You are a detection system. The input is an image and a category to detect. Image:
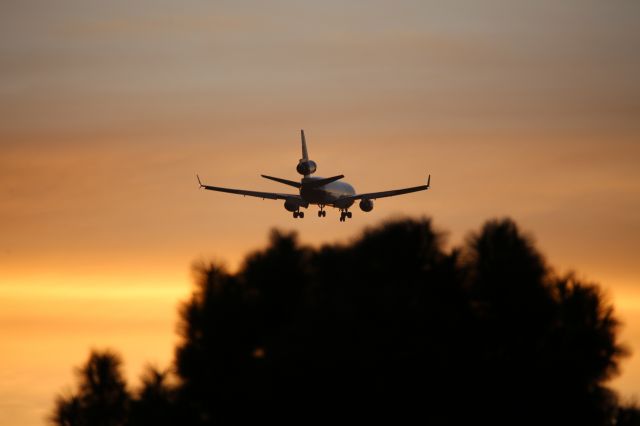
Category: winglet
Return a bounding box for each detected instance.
[196,174,203,188]
[301,129,309,161]
[427,174,431,188]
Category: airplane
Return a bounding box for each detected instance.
[197,130,431,222]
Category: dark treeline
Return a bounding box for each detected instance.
[52,217,640,425]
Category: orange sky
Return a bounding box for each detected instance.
[1,1,640,424]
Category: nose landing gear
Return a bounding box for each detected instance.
[317,205,327,217]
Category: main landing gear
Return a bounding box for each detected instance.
[339,209,352,222]
[317,205,327,217]
[293,210,305,218]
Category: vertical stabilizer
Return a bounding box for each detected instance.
[301,129,309,161]
[296,129,317,176]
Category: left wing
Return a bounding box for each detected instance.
[197,175,301,201]
[341,175,431,202]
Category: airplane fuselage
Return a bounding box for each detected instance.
[300,176,356,208]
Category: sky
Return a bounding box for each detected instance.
[1,0,639,424]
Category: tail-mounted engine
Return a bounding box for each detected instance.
[359,199,374,212]
[296,160,317,176]
[297,130,317,175]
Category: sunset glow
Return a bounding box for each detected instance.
[2,1,639,424]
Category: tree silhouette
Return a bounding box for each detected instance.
[51,393,82,426]
[128,366,177,426]
[617,402,640,426]
[173,262,266,423]
[458,219,625,423]
[51,350,130,426]
[52,217,637,426]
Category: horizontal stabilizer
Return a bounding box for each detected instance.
[261,175,302,188]
[303,175,345,188]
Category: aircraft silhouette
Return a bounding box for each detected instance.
[197,130,430,221]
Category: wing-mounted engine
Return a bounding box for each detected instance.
[359,198,374,212]
[284,198,308,212]
[284,197,309,219]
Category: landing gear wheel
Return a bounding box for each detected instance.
[293,212,299,218]
[299,211,304,218]
[323,211,327,217]
[318,210,323,217]
[347,212,352,219]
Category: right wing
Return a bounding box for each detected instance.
[197,175,301,201]
[339,175,431,202]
